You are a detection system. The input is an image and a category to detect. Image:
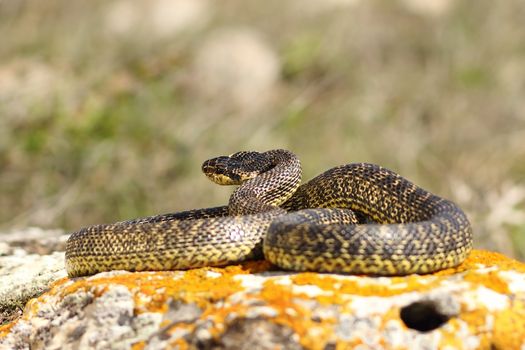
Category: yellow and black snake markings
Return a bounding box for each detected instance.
[66,149,472,277]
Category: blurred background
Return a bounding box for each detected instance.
[0,0,524,259]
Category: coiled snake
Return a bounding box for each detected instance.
[65,149,473,277]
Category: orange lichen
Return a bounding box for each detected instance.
[1,262,265,337]
[130,341,145,350]
[456,309,492,348]
[235,259,273,273]
[1,249,524,349]
[437,249,525,295]
[493,298,525,349]
[259,280,309,332]
[436,249,525,274]
[464,269,511,294]
[291,249,525,300]
[168,338,191,350]
[438,323,477,350]
[55,264,260,313]
[291,272,444,300]
[259,279,335,350]
[0,322,14,337]
[335,338,365,349]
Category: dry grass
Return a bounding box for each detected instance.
[1,0,524,259]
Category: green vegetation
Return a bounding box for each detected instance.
[1,0,524,259]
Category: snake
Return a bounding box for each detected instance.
[65,149,473,277]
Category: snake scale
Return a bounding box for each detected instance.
[65,149,473,277]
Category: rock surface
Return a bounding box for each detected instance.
[1,248,524,350]
[0,228,68,325]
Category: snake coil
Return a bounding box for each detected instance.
[65,149,472,277]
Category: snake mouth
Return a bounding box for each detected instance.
[202,157,241,185]
[207,173,240,185]
[201,154,267,185]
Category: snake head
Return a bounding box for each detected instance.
[202,151,274,185]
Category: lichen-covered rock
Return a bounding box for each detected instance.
[0,227,68,255]
[1,250,524,350]
[0,228,68,325]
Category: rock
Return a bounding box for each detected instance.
[1,227,68,255]
[0,228,68,325]
[1,250,524,349]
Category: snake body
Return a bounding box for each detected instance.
[65,149,473,277]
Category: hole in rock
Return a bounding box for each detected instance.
[400,300,450,332]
